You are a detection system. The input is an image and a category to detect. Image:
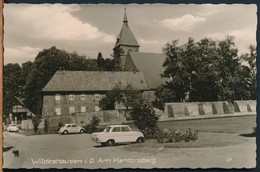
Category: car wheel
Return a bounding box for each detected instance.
[106,139,115,146]
[63,130,68,135]
[136,137,145,143]
[79,129,84,134]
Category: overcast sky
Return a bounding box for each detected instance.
[3,4,257,65]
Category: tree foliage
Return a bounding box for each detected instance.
[3,64,23,120]
[22,47,100,115]
[161,36,255,102]
[99,84,142,111]
[99,84,158,133]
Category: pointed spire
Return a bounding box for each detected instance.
[123,8,128,23]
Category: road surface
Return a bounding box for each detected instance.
[3,131,256,169]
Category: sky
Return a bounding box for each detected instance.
[3,4,257,65]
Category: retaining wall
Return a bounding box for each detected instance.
[161,100,256,119]
[45,110,126,128]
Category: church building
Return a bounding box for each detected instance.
[41,9,167,117]
[114,8,167,90]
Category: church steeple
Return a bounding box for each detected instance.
[113,8,140,69]
[123,8,128,23]
[114,8,140,50]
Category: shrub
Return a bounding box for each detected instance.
[84,116,100,134]
[156,128,199,143]
[58,122,64,131]
[141,127,160,139]
[32,115,41,134]
[131,100,158,133]
[44,119,49,134]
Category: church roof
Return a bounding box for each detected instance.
[42,71,148,92]
[124,52,168,89]
[114,9,140,49]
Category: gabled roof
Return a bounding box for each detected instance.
[42,71,148,92]
[124,52,168,89]
[114,10,139,49]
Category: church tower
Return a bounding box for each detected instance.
[113,8,140,69]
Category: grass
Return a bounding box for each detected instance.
[157,115,256,134]
[124,115,256,152]
[124,132,250,153]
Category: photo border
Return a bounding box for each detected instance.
[1,0,259,172]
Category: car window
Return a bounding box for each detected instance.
[104,127,111,132]
[122,127,130,132]
[112,127,121,132]
[72,125,77,127]
[66,125,71,127]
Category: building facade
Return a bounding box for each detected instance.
[42,71,148,117]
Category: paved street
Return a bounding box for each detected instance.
[3,131,256,169]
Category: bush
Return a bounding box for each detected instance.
[44,119,49,134]
[156,128,199,143]
[58,122,64,131]
[131,100,158,133]
[84,116,100,134]
[141,127,160,139]
[32,115,41,134]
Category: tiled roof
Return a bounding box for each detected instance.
[114,12,139,49]
[125,52,168,89]
[42,71,149,92]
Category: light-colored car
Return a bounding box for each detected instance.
[59,124,85,135]
[7,124,19,132]
[92,125,145,146]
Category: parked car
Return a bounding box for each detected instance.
[59,124,85,134]
[92,125,145,146]
[7,124,19,132]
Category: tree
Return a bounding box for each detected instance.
[239,45,256,99]
[97,52,104,69]
[99,84,158,136]
[23,46,99,115]
[3,63,23,121]
[99,84,142,111]
[111,48,124,71]
[152,85,176,110]
[161,36,250,102]
[131,99,158,131]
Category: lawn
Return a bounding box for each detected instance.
[123,132,251,153]
[124,115,256,151]
[157,115,256,134]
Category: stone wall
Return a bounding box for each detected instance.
[163,100,256,118]
[45,110,126,128]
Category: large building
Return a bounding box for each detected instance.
[42,71,149,117]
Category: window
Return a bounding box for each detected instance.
[80,94,86,100]
[112,127,121,132]
[55,94,61,101]
[55,108,61,115]
[69,106,75,113]
[95,106,100,112]
[81,106,86,113]
[94,94,101,101]
[122,127,131,132]
[69,94,74,100]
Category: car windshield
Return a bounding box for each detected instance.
[104,127,111,132]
